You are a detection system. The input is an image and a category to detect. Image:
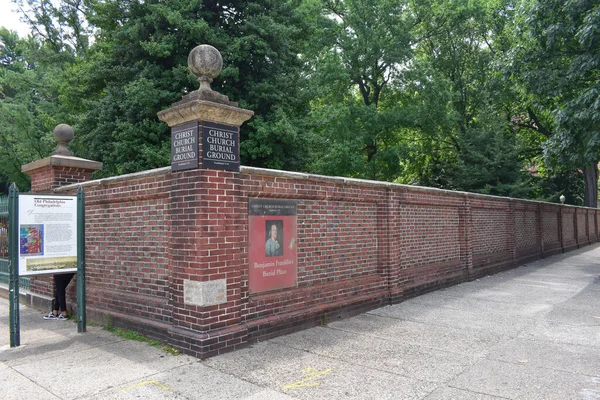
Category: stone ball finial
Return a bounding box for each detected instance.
[52,124,74,156]
[188,44,223,91]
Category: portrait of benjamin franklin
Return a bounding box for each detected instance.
[265,220,283,257]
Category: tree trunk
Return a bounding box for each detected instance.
[583,163,598,208]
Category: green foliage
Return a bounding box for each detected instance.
[304,0,415,181]
[528,168,585,206]
[61,0,314,176]
[0,28,66,190]
[309,100,407,180]
[510,0,600,206]
[394,0,527,195]
[0,0,597,205]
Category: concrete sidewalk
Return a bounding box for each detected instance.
[2,245,600,400]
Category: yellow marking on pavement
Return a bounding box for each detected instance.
[282,367,332,390]
[121,380,170,392]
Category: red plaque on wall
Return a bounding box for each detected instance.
[248,199,297,293]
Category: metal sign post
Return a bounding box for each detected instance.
[76,186,86,333]
[8,183,20,347]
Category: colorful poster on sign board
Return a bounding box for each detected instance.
[248,199,297,293]
[18,195,78,276]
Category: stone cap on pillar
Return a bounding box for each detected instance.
[157,44,254,128]
[21,154,103,174]
[22,124,103,172]
[21,124,103,192]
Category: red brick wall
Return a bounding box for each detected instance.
[47,166,599,359]
[562,209,577,251]
[394,189,464,298]
[542,206,561,256]
[85,174,171,325]
[515,202,540,263]
[471,198,513,273]
[590,211,598,242]
[577,209,589,246]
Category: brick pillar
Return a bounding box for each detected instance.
[158,45,253,358]
[537,203,544,258]
[592,209,600,242]
[508,199,517,266]
[459,196,473,279]
[559,205,564,253]
[21,124,102,192]
[574,208,580,248]
[378,188,393,301]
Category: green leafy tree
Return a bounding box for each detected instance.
[511,0,600,207]
[15,0,91,56]
[0,28,64,190]
[396,0,528,196]
[305,0,415,180]
[61,0,313,177]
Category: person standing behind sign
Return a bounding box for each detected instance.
[44,273,75,320]
[266,223,282,257]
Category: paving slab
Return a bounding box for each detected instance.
[204,341,439,400]
[449,359,600,400]
[517,319,600,348]
[269,326,479,383]
[404,290,554,318]
[487,337,600,377]
[0,361,60,400]
[543,305,600,326]
[424,386,509,400]
[0,325,124,367]
[369,301,531,336]
[326,313,504,357]
[12,336,195,399]
[86,363,296,400]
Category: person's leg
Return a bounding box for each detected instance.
[44,275,61,319]
[54,273,74,317]
[51,276,59,315]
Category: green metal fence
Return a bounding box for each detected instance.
[0,195,29,289]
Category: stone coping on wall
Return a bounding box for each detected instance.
[22,155,103,173]
[53,164,597,210]
[54,166,172,192]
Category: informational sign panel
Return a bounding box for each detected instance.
[18,195,78,276]
[202,122,240,172]
[171,122,199,171]
[248,199,297,293]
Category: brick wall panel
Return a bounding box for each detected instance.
[563,211,575,240]
[516,210,538,249]
[471,201,512,268]
[396,204,461,287]
[543,211,559,244]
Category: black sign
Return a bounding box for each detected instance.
[202,122,240,172]
[249,199,297,216]
[171,122,199,171]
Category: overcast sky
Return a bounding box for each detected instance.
[0,1,31,37]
